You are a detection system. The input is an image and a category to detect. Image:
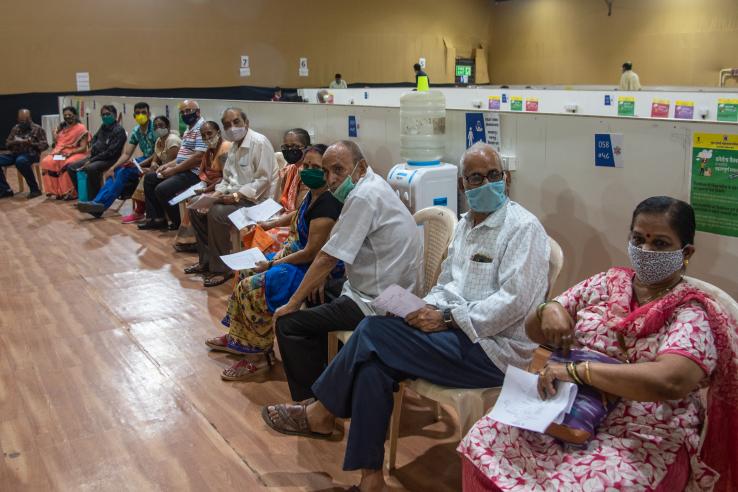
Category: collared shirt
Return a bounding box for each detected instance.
[321,167,422,315]
[423,200,550,372]
[128,121,157,158]
[619,70,641,91]
[329,79,348,89]
[89,123,127,162]
[214,128,277,201]
[5,122,49,155]
[176,117,208,169]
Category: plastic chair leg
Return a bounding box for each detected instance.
[386,382,406,472]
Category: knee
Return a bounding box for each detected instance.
[15,156,33,167]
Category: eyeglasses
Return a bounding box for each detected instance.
[463,170,505,186]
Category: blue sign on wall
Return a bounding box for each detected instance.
[465,113,486,149]
[348,115,358,137]
[595,133,624,168]
[502,94,508,103]
[604,95,611,106]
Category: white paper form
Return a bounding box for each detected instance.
[488,366,578,433]
[53,154,65,161]
[186,193,219,212]
[168,182,206,205]
[228,198,283,230]
[220,248,268,271]
[371,284,427,318]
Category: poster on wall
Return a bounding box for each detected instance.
[674,101,694,120]
[510,96,523,111]
[465,113,486,148]
[75,72,90,92]
[299,57,309,77]
[690,132,738,237]
[594,133,624,168]
[484,113,501,152]
[488,96,500,110]
[617,96,635,117]
[525,98,539,112]
[240,56,251,77]
[717,99,738,122]
[650,99,670,118]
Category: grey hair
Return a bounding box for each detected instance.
[221,107,248,123]
[333,140,366,165]
[458,142,502,175]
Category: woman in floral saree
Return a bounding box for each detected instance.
[460,196,737,492]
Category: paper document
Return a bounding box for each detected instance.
[220,248,268,271]
[228,198,283,230]
[132,159,143,173]
[371,284,426,318]
[53,154,65,161]
[168,182,206,206]
[488,366,578,433]
[186,193,219,212]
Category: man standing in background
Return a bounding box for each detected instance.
[619,61,642,91]
[329,74,348,89]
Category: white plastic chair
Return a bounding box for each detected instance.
[386,236,564,470]
[326,206,458,361]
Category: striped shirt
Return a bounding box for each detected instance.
[176,117,207,171]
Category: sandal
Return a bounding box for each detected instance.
[184,263,208,274]
[220,352,274,381]
[204,271,234,287]
[206,335,273,356]
[261,402,333,439]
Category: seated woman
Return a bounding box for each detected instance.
[122,116,181,224]
[206,144,343,380]
[460,196,737,492]
[40,106,89,199]
[174,121,231,251]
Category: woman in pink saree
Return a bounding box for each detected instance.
[460,196,737,492]
[41,106,89,199]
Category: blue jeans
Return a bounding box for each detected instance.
[311,316,505,471]
[94,166,140,209]
[0,152,39,193]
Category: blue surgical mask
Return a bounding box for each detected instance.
[465,180,507,213]
[332,163,359,203]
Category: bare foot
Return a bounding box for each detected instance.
[358,469,388,492]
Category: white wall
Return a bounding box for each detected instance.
[61,95,738,298]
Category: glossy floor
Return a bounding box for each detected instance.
[0,182,462,491]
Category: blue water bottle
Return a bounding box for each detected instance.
[77,170,88,202]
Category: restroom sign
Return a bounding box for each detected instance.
[595,133,624,168]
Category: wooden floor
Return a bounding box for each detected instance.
[0,170,463,492]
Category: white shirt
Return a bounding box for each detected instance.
[322,167,422,315]
[619,70,641,91]
[423,200,550,372]
[215,128,277,201]
[329,79,348,89]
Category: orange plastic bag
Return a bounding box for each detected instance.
[241,225,276,252]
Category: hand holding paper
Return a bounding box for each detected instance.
[228,198,283,230]
[186,193,219,212]
[220,248,268,271]
[169,181,206,206]
[371,284,427,318]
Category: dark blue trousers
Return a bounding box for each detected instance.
[311,316,505,471]
[0,152,39,193]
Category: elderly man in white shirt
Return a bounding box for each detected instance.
[186,107,277,287]
[263,142,549,492]
[262,140,421,403]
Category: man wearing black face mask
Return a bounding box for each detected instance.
[0,109,48,198]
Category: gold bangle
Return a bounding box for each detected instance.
[583,361,592,385]
[568,362,585,385]
[536,302,548,321]
[565,362,580,385]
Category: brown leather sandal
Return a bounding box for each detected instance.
[261,402,332,440]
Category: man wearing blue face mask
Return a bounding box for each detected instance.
[261,142,550,492]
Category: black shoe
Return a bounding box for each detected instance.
[27,190,42,199]
[138,219,167,230]
[168,222,181,231]
[0,190,14,199]
[91,212,103,219]
[78,201,106,215]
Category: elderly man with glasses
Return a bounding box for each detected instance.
[262,142,550,492]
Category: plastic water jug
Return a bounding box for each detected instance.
[77,170,88,202]
[400,88,446,165]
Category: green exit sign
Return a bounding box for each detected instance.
[455,65,472,77]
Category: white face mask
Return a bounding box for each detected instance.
[206,136,220,149]
[154,128,169,139]
[223,126,247,142]
[627,242,686,285]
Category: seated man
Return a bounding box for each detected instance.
[265,140,422,403]
[263,143,550,492]
[0,108,49,199]
[185,108,276,287]
[77,102,157,217]
[138,99,205,231]
[66,105,127,202]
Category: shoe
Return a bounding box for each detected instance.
[0,190,13,199]
[168,222,181,231]
[91,212,103,219]
[78,201,105,215]
[184,263,209,274]
[27,190,42,199]
[121,213,145,224]
[137,219,167,230]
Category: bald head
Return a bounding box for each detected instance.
[182,99,199,110]
[460,142,501,174]
[17,109,31,124]
[323,140,368,191]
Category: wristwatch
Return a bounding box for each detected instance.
[442,308,455,328]
[232,192,240,203]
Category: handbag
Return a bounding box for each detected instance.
[528,345,622,445]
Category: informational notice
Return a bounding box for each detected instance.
[299,57,309,77]
[510,96,523,112]
[617,96,635,117]
[464,112,501,152]
[675,101,694,120]
[650,99,670,118]
[525,98,539,112]
[75,72,90,92]
[690,132,738,237]
[240,55,251,77]
[484,112,501,152]
[488,96,500,110]
[594,133,624,168]
[717,99,738,122]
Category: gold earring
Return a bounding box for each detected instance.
[684,259,689,267]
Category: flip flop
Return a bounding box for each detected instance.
[261,403,333,440]
[204,272,234,287]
